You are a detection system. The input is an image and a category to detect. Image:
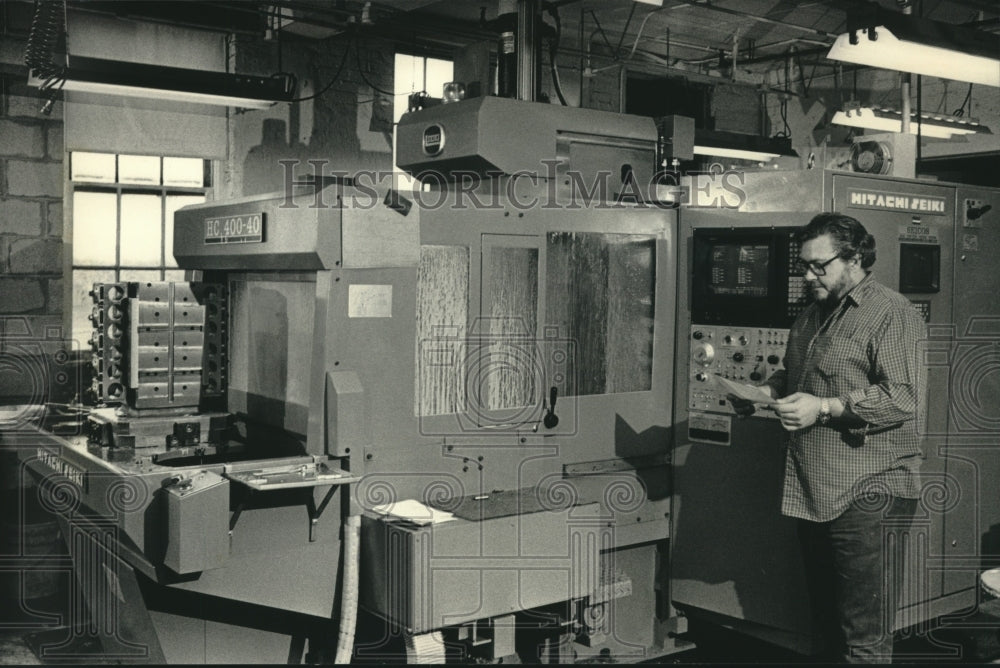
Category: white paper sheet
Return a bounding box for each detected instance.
[371,499,456,525]
[712,375,776,405]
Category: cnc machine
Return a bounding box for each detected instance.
[8,97,689,664]
[671,169,1000,655]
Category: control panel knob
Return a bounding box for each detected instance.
[767,354,780,365]
[693,343,715,366]
[724,334,732,344]
[692,330,704,340]
[733,352,745,363]
[750,371,762,381]
[738,335,748,346]
[695,372,708,382]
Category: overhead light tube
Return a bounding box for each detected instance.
[29,56,297,109]
[832,105,992,139]
[827,6,1000,87]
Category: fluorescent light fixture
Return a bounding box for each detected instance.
[832,105,992,139]
[827,5,1000,87]
[693,129,797,162]
[29,56,296,109]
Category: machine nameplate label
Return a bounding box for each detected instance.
[898,224,939,244]
[422,124,445,156]
[348,284,393,318]
[204,213,264,245]
[35,448,86,489]
[847,188,946,215]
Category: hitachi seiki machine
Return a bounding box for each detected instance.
[11,97,686,664]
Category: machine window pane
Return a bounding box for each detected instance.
[415,245,469,417]
[485,246,539,411]
[120,194,163,267]
[72,191,117,265]
[546,232,655,396]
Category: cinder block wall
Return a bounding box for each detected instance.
[0,74,70,405]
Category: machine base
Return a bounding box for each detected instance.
[87,407,230,450]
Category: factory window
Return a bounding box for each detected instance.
[393,53,453,191]
[69,152,210,348]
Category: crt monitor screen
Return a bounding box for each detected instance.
[692,228,791,327]
[707,243,770,297]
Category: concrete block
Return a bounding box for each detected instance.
[0,198,42,235]
[0,278,44,313]
[46,125,63,160]
[7,237,63,274]
[0,36,27,70]
[6,160,62,198]
[5,81,63,121]
[46,278,63,315]
[45,201,62,236]
[0,120,45,158]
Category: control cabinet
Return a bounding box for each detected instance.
[687,325,788,422]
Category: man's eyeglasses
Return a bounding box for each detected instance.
[793,255,840,277]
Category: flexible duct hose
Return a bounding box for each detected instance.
[24,0,65,80]
[334,514,361,664]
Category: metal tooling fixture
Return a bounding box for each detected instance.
[86,281,230,451]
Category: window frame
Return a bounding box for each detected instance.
[67,152,212,351]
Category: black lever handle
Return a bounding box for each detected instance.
[543,386,559,429]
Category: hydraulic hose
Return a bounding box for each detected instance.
[334,514,361,664]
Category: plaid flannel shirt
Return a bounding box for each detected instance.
[764,273,926,522]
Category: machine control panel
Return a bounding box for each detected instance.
[688,324,788,420]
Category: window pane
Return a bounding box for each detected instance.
[164,269,187,283]
[71,269,116,349]
[119,155,161,185]
[164,158,205,188]
[394,53,421,122]
[164,195,205,267]
[71,152,116,183]
[485,246,538,410]
[424,58,454,100]
[119,269,162,283]
[120,194,163,267]
[546,232,656,396]
[415,245,469,417]
[72,191,117,265]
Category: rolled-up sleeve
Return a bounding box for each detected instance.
[843,306,926,428]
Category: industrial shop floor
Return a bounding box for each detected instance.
[1,602,999,665]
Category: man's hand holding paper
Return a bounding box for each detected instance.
[713,375,776,417]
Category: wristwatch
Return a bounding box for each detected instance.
[817,398,832,425]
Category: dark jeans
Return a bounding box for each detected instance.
[797,495,919,664]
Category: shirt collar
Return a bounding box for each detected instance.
[842,271,875,307]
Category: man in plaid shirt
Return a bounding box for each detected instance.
[733,213,926,663]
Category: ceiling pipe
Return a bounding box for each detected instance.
[672,0,837,38]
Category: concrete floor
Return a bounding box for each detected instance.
[0,632,41,666]
[1,594,998,664]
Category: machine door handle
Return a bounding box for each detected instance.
[543,386,559,429]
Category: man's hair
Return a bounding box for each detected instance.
[796,212,876,269]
